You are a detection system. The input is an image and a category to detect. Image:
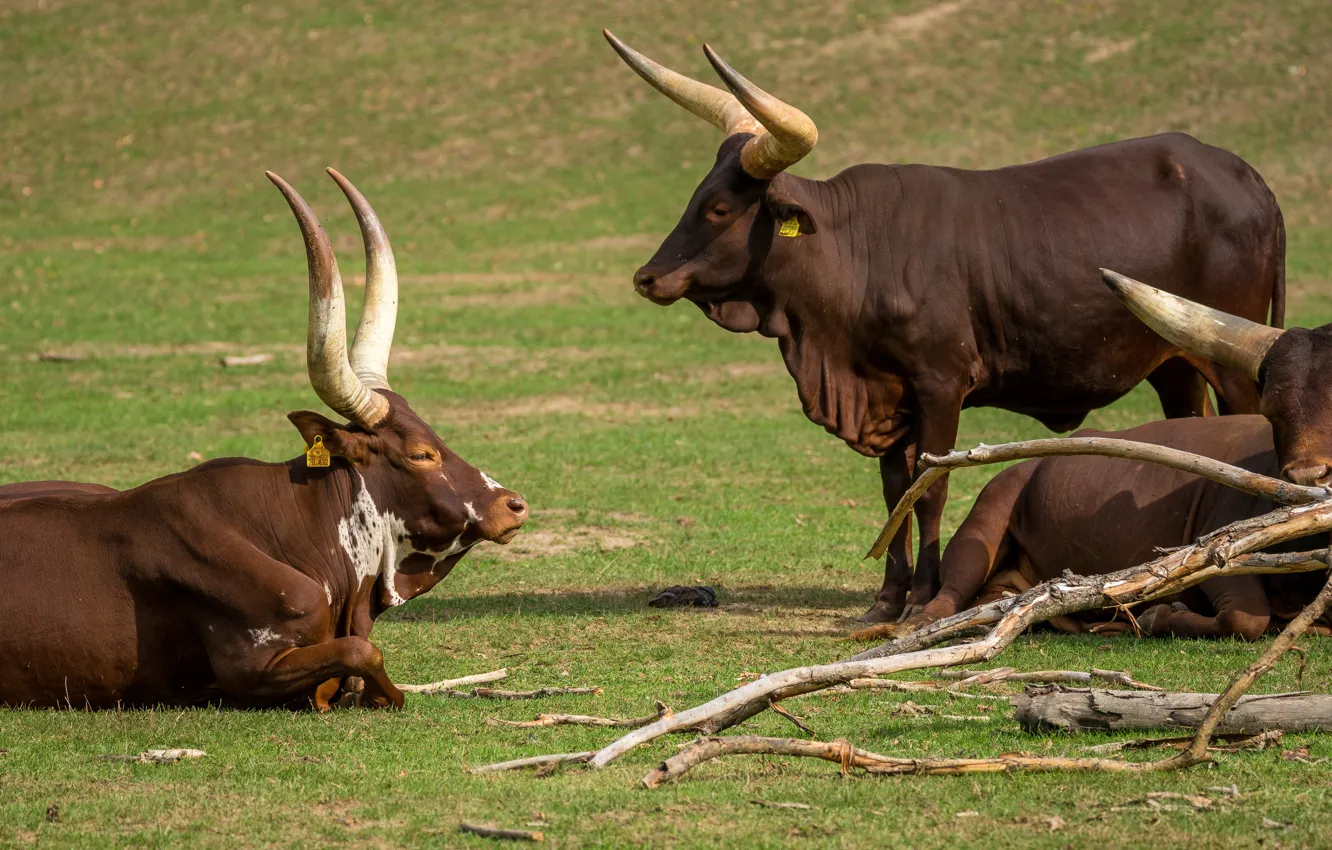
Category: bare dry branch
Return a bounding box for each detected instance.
[867,437,1329,559]
[469,751,596,775]
[398,668,508,694]
[1013,687,1332,733]
[641,736,1151,788]
[487,702,673,730]
[937,668,1162,691]
[1081,729,1283,755]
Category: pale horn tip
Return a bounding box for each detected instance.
[1099,267,1137,296]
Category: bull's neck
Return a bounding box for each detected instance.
[747,173,890,454]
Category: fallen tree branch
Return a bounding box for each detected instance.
[438,686,603,700]
[1081,729,1283,755]
[488,701,672,730]
[398,668,508,694]
[867,437,1329,560]
[469,751,596,775]
[938,668,1162,691]
[1012,687,1332,733]
[642,736,1150,788]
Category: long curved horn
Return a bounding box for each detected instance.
[267,171,390,428]
[703,45,818,179]
[603,30,761,138]
[327,168,396,391]
[1100,269,1283,380]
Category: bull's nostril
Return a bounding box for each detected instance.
[633,269,656,291]
[506,496,527,514]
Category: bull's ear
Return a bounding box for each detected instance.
[763,182,818,235]
[287,410,370,463]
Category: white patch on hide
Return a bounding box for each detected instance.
[324,582,333,605]
[337,473,475,608]
[249,627,284,648]
[481,472,503,491]
[464,501,481,524]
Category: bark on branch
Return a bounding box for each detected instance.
[1012,687,1332,733]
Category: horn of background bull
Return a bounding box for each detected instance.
[602,30,762,139]
[1100,269,1283,381]
[266,171,391,428]
[702,44,818,179]
[327,168,397,391]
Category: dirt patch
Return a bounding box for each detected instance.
[820,1,970,55]
[489,524,653,560]
[430,394,729,425]
[1083,36,1141,64]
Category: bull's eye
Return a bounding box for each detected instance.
[409,452,433,462]
[708,204,731,220]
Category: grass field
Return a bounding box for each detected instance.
[3,0,1332,846]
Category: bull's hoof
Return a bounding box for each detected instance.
[848,622,900,642]
[857,600,905,623]
[1136,604,1175,636]
[897,602,926,623]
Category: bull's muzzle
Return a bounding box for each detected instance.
[484,494,528,544]
[633,266,690,305]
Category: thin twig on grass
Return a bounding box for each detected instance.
[937,668,1162,691]
[642,736,1148,788]
[398,668,508,694]
[458,821,544,841]
[1081,729,1282,755]
[488,701,673,730]
[469,752,596,775]
[474,687,601,700]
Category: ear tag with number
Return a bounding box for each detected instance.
[305,435,331,468]
[778,216,801,238]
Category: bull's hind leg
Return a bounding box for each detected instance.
[1139,575,1270,641]
[1147,357,1213,418]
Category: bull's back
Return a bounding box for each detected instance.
[881,134,1281,414]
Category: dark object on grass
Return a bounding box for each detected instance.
[459,821,543,842]
[649,585,718,608]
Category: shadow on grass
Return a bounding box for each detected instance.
[390,583,871,622]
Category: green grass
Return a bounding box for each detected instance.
[2,0,1332,846]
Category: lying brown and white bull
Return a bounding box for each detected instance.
[604,32,1286,623]
[0,170,528,709]
[883,270,1332,641]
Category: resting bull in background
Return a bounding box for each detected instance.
[604,32,1286,623]
[869,271,1331,642]
[0,170,528,709]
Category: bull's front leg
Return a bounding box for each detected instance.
[859,445,917,623]
[214,636,404,710]
[901,388,965,620]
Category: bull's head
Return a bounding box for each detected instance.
[1102,269,1332,486]
[604,31,819,328]
[269,170,527,606]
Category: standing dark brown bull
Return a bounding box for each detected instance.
[884,271,1331,641]
[604,32,1286,622]
[0,170,528,709]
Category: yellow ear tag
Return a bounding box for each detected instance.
[305,435,331,468]
[778,216,801,237]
